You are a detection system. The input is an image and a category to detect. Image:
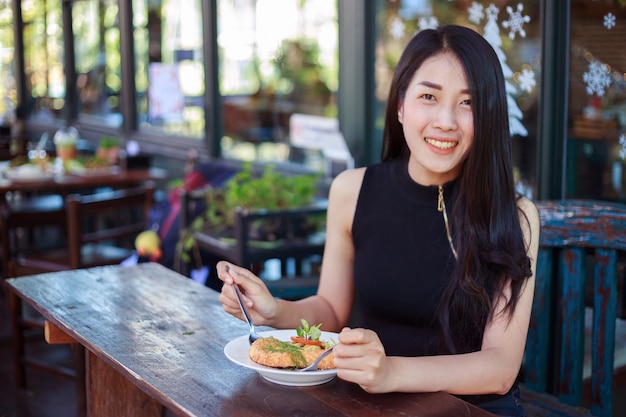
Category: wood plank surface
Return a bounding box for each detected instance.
[6,263,496,417]
[44,320,77,344]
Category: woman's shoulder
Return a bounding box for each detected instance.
[516,195,539,220]
[329,167,367,201]
[516,195,541,238]
[325,167,367,233]
[333,166,367,185]
[331,160,393,186]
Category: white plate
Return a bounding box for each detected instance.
[224,329,338,386]
[5,167,55,182]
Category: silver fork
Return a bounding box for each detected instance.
[228,266,261,345]
[297,346,334,372]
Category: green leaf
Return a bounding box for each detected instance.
[296,319,322,341]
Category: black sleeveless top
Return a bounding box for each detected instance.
[351,158,523,417]
[352,158,457,356]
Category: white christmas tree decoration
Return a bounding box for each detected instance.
[619,134,626,160]
[604,13,616,30]
[583,60,612,97]
[418,16,439,31]
[468,2,485,25]
[502,3,531,39]
[482,3,528,137]
[486,3,499,21]
[390,17,406,39]
[518,67,536,93]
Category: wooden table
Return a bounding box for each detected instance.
[0,167,168,196]
[5,263,496,417]
[0,167,168,277]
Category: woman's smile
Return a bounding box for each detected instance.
[424,137,458,151]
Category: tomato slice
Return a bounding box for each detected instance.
[291,336,322,346]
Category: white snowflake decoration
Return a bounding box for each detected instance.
[518,68,536,93]
[468,2,484,25]
[604,13,616,30]
[390,17,406,39]
[583,61,612,97]
[418,16,439,31]
[620,134,626,160]
[502,3,531,39]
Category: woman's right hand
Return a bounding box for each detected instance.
[217,261,278,326]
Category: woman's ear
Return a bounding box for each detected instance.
[397,102,404,124]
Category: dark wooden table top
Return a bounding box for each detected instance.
[0,167,168,194]
[5,263,496,417]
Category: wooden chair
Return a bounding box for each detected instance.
[0,194,66,280]
[0,126,14,161]
[7,182,155,392]
[522,200,626,417]
[182,189,326,299]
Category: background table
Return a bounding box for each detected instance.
[5,263,496,417]
[0,167,167,277]
[0,167,167,196]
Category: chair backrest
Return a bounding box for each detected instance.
[0,131,13,161]
[524,200,626,417]
[66,182,155,269]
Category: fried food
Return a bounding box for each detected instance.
[249,336,335,370]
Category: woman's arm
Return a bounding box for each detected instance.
[334,196,541,395]
[217,168,365,332]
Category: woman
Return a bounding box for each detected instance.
[217,25,539,417]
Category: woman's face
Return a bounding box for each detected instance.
[398,52,474,185]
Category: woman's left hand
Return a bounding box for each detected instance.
[334,328,394,393]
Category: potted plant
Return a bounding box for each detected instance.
[174,163,324,272]
[53,127,79,160]
[96,135,121,164]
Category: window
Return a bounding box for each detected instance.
[73,0,122,127]
[567,0,626,202]
[0,0,15,124]
[374,0,542,199]
[22,0,65,121]
[134,0,205,138]
[217,0,338,171]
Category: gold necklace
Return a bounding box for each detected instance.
[438,185,458,260]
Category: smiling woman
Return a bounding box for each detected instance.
[215,25,539,417]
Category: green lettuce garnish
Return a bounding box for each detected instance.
[296,319,322,341]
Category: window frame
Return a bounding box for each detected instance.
[14,0,569,199]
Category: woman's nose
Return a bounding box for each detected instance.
[432,106,458,130]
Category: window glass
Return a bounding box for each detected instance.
[217,0,338,171]
[134,0,205,138]
[567,1,626,202]
[374,0,541,199]
[73,0,122,127]
[22,0,65,121]
[0,0,16,124]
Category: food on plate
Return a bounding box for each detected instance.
[248,320,335,370]
[9,156,29,168]
[64,156,112,175]
[4,162,53,179]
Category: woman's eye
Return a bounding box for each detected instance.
[421,93,435,100]
[461,99,472,106]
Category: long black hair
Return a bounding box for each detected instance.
[381,25,532,353]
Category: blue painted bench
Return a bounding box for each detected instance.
[522,200,626,417]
